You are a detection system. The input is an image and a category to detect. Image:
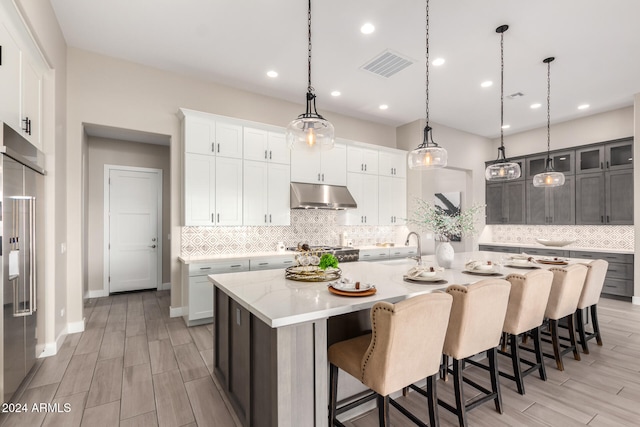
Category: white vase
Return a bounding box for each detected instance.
[436,241,454,269]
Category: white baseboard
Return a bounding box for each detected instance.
[170,306,184,318]
[633,296,640,305]
[38,326,69,358]
[87,289,109,299]
[67,319,85,334]
[158,282,171,291]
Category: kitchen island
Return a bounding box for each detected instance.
[208,251,575,427]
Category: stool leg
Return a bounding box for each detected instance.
[377,394,390,426]
[575,308,589,354]
[452,358,467,427]
[500,332,508,352]
[532,327,547,381]
[567,313,581,361]
[591,304,603,346]
[441,354,449,382]
[427,374,440,427]
[488,347,503,414]
[549,319,564,371]
[509,333,525,395]
[329,364,339,426]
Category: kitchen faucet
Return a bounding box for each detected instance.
[405,232,422,264]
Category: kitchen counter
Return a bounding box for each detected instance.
[208,251,587,426]
[479,241,634,254]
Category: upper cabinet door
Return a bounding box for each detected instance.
[242,160,269,226]
[243,127,269,162]
[184,115,216,155]
[0,23,21,132]
[267,163,291,225]
[576,146,605,174]
[379,150,406,178]
[20,57,41,147]
[290,141,321,183]
[526,150,574,179]
[215,122,243,158]
[267,132,290,165]
[321,143,347,185]
[605,169,633,224]
[184,153,216,225]
[605,139,633,171]
[347,146,378,174]
[215,157,243,225]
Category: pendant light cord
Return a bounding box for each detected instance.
[425,0,430,128]
[546,59,551,157]
[500,29,504,151]
[307,0,313,93]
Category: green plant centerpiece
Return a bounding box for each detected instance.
[318,253,339,270]
[407,198,485,242]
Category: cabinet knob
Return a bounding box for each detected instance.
[149,245,156,248]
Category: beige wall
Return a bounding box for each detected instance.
[397,120,493,254]
[14,0,68,349]
[634,95,639,304]
[66,47,397,315]
[86,137,171,292]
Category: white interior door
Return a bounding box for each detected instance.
[107,167,162,293]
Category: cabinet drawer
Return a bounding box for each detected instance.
[189,260,250,276]
[569,251,633,264]
[479,245,521,254]
[389,246,417,258]
[602,278,633,297]
[249,258,295,271]
[606,262,633,280]
[359,248,390,261]
[523,248,568,257]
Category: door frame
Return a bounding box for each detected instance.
[103,165,163,295]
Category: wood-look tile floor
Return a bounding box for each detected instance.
[2,293,640,426]
[0,291,239,427]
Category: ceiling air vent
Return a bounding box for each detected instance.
[360,50,414,78]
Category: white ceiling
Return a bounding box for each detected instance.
[50,0,640,139]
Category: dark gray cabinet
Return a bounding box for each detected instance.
[576,138,633,174]
[570,251,633,298]
[526,150,575,179]
[576,169,633,225]
[486,181,526,224]
[526,177,575,225]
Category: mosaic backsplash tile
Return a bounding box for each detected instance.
[181,210,410,256]
[486,225,634,250]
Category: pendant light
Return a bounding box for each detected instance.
[286,0,334,151]
[485,25,521,181]
[407,0,447,169]
[533,57,565,187]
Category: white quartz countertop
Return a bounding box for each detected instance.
[207,251,589,328]
[479,242,633,255]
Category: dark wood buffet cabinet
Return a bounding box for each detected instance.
[486,137,633,225]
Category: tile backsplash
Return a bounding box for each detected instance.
[485,224,634,250]
[181,210,410,256]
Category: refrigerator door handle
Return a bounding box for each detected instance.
[11,197,36,316]
[30,197,36,313]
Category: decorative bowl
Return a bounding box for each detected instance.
[535,238,575,247]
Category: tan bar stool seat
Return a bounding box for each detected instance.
[543,264,588,371]
[500,270,553,394]
[438,279,511,427]
[575,260,608,353]
[328,292,453,427]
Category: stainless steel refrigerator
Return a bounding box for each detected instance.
[0,123,45,403]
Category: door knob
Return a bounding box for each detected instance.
[151,238,156,242]
[149,245,156,249]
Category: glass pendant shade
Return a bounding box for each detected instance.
[485,161,521,181]
[286,116,334,150]
[533,170,565,187]
[408,145,448,169]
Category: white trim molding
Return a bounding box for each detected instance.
[170,306,184,318]
[633,296,640,305]
[67,319,86,334]
[87,289,109,299]
[38,326,69,358]
[159,282,171,291]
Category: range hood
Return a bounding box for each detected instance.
[290,182,357,210]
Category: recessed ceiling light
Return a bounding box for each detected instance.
[432,58,445,66]
[331,91,341,97]
[266,70,278,78]
[379,104,388,110]
[360,23,375,34]
[501,124,510,129]
[578,104,590,110]
[530,103,542,109]
[481,81,493,88]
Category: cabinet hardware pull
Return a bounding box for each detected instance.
[269,151,272,159]
[265,150,268,159]
[217,143,220,153]
[199,267,212,270]
[264,214,267,223]
[606,161,609,169]
[217,213,220,222]
[0,45,2,66]
[361,164,364,171]
[600,162,603,170]
[259,263,268,266]
[364,215,367,223]
[149,245,156,248]
[601,215,604,223]
[269,214,272,223]
[361,216,364,223]
[322,173,324,181]
[607,215,610,223]
[212,142,215,152]
[364,164,367,171]
[318,173,321,181]
[212,213,214,223]
[231,264,242,268]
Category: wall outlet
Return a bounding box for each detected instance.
[60,308,65,317]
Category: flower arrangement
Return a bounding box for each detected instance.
[407,198,485,242]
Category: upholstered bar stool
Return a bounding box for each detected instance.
[328,293,453,427]
[499,270,553,395]
[575,260,609,354]
[438,279,511,427]
[543,264,588,371]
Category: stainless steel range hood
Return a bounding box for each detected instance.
[290,182,357,210]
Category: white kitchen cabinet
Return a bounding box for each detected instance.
[338,172,378,225]
[379,176,406,225]
[0,22,21,130]
[243,127,290,164]
[359,247,390,261]
[243,160,290,226]
[182,110,243,158]
[184,153,242,226]
[182,260,250,326]
[347,145,378,175]
[379,150,407,178]
[249,256,296,271]
[389,246,418,259]
[290,142,347,185]
[20,58,41,146]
